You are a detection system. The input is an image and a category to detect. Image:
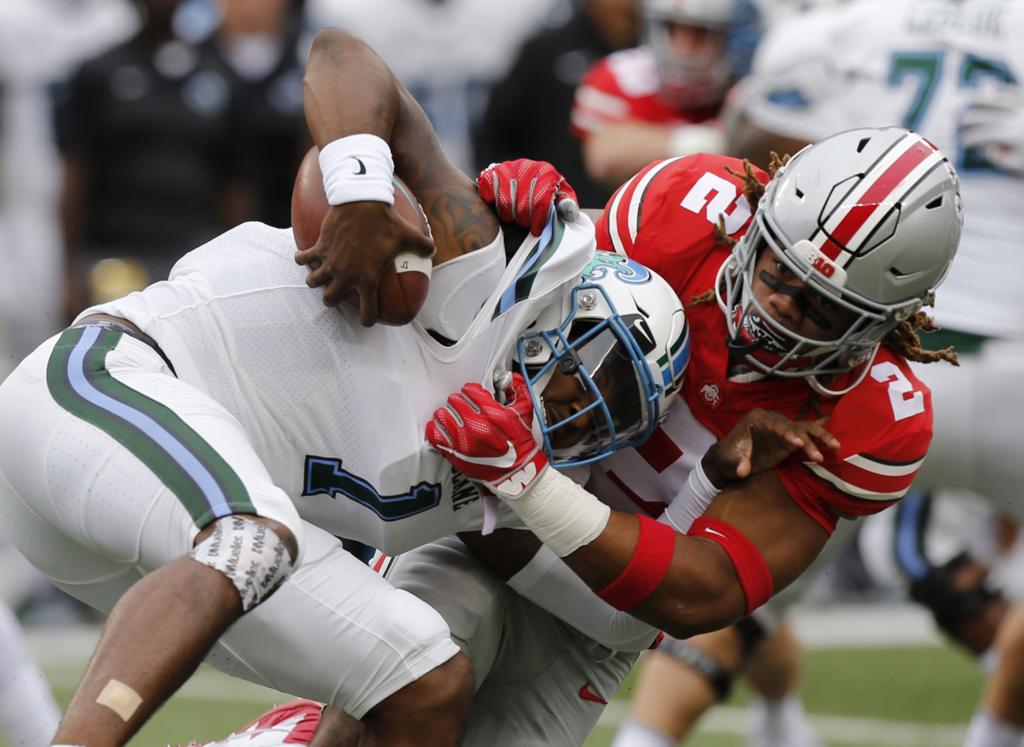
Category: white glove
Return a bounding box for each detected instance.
[961,85,1024,175]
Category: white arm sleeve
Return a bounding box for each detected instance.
[506,544,660,652]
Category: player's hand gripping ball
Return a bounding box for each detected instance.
[426,373,550,500]
[291,146,432,325]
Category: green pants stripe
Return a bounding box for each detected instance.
[46,326,255,527]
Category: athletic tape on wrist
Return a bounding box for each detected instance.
[319,134,395,206]
[507,468,611,557]
[596,515,676,611]
[688,517,773,614]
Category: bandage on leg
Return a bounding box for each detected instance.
[95,679,142,722]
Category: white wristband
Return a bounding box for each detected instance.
[506,468,611,557]
[319,134,395,206]
[663,459,723,533]
[667,123,725,157]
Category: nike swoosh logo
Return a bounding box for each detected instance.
[578,683,607,705]
[702,527,727,539]
[439,441,519,469]
[352,157,367,175]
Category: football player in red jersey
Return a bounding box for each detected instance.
[571,0,761,187]
[428,127,962,740]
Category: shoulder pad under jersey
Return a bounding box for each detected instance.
[778,347,934,526]
[595,154,767,292]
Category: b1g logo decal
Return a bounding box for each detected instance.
[302,456,442,521]
[811,256,836,278]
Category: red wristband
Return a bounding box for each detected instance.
[688,517,773,614]
[596,515,676,611]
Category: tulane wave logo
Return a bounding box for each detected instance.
[583,252,651,285]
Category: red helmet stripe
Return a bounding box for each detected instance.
[819,138,936,261]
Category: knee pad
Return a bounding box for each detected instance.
[734,615,768,661]
[657,636,735,701]
[190,515,293,612]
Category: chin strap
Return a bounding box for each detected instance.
[806,342,880,397]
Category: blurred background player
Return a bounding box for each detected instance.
[55,0,244,317]
[570,0,761,188]
[857,489,1020,663]
[0,0,135,372]
[53,0,311,321]
[474,0,641,209]
[721,0,1024,744]
[203,0,310,228]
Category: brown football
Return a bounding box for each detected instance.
[291,145,432,325]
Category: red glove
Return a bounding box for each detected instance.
[477,159,580,236]
[425,373,549,499]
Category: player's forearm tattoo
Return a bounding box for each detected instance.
[421,186,500,256]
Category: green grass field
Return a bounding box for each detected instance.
[16,640,983,747]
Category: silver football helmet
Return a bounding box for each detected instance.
[717,127,963,394]
[515,252,690,467]
[643,0,763,107]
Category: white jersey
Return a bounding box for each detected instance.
[86,219,594,553]
[740,0,1024,337]
[587,398,714,531]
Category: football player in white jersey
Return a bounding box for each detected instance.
[725,0,1024,744]
[0,29,694,747]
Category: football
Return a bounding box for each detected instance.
[291,145,432,325]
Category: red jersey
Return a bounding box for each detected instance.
[570,46,719,138]
[588,154,933,533]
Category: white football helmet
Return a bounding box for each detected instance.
[515,252,690,467]
[643,0,763,107]
[716,127,963,394]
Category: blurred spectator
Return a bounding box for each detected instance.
[571,0,761,188]
[475,0,640,209]
[0,0,136,371]
[54,0,251,319]
[206,0,310,228]
[305,0,562,173]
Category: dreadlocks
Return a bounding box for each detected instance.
[689,153,958,367]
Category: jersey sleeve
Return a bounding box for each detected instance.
[595,154,767,294]
[570,55,631,138]
[775,352,934,533]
